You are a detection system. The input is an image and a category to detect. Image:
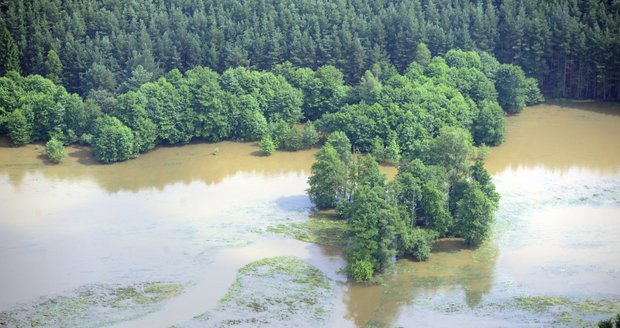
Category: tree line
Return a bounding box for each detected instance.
[0,47,540,164]
[0,0,617,100]
[0,65,316,162]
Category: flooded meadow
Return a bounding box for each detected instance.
[0,101,619,327]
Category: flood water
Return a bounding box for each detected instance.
[345,102,620,326]
[0,101,619,327]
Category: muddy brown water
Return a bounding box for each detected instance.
[0,101,619,327]
[485,101,620,175]
[342,101,620,326]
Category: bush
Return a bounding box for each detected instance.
[524,77,544,105]
[281,125,304,151]
[302,121,320,148]
[268,120,290,147]
[6,109,31,145]
[403,228,437,261]
[598,319,613,328]
[370,137,385,162]
[78,133,93,145]
[44,137,65,163]
[349,259,374,282]
[259,134,276,155]
[598,313,620,328]
[384,136,401,165]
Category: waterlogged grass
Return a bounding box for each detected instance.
[410,295,620,327]
[182,256,334,327]
[267,210,347,247]
[110,282,183,307]
[511,295,620,326]
[0,282,183,327]
[513,295,571,312]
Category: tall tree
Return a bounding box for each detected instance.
[307,143,347,209]
[455,181,495,247]
[495,64,526,113]
[414,42,432,67]
[344,184,399,281]
[44,50,63,84]
[0,27,20,75]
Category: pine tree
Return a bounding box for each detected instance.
[44,50,63,84]
[0,27,20,75]
[414,43,431,67]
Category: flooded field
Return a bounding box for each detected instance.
[0,101,619,327]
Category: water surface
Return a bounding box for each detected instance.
[1,101,619,327]
[341,101,620,326]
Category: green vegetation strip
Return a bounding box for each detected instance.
[183,257,334,328]
[0,282,183,327]
[267,212,347,247]
[509,296,620,326]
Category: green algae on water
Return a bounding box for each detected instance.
[181,256,334,328]
[0,282,183,327]
[267,211,347,247]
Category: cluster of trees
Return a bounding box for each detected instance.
[316,48,541,158]
[0,66,322,162]
[307,128,499,282]
[303,48,530,282]
[0,0,618,100]
[1,47,540,164]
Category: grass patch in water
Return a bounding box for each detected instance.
[0,282,183,327]
[110,282,183,307]
[267,210,347,247]
[182,256,334,327]
[511,295,620,326]
[514,295,571,312]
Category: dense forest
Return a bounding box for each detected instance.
[0,47,540,163]
[0,0,618,100]
[0,0,557,283]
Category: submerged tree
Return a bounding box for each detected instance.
[44,137,65,163]
[92,116,135,163]
[307,143,346,209]
[455,181,496,247]
[259,134,276,156]
[344,184,399,282]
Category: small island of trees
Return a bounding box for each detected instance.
[305,48,524,281]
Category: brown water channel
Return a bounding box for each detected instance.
[0,101,619,327]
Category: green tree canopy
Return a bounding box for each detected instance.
[414,43,432,67]
[92,116,135,163]
[44,50,63,85]
[307,143,346,209]
[344,184,399,281]
[0,27,19,75]
[495,64,526,113]
[44,137,66,163]
[455,181,496,247]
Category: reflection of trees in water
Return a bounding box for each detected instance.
[345,239,498,327]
